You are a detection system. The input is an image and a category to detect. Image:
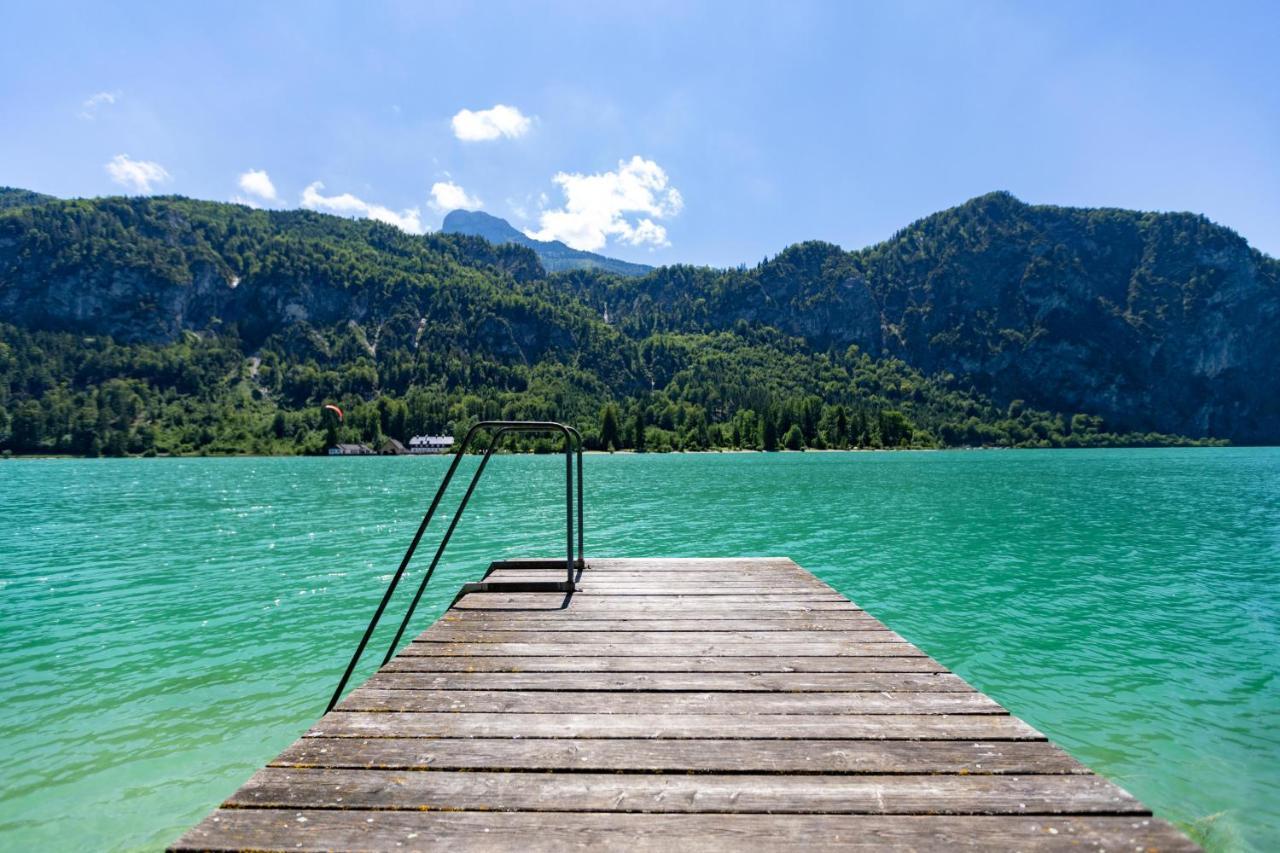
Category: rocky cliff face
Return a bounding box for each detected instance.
[0,253,231,343]
[565,193,1280,442]
[857,195,1280,441]
[0,196,599,370]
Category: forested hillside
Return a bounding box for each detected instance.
[0,188,1265,456]
[560,192,1280,442]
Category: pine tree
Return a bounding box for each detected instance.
[760,410,778,452]
[599,403,622,451]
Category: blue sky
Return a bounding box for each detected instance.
[2,1,1277,265]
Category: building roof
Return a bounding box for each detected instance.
[409,435,455,446]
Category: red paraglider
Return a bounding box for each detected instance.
[323,404,344,421]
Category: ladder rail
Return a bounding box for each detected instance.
[378,423,582,665]
[325,420,583,713]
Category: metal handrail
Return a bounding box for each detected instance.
[325,420,583,712]
[378,423,581,665]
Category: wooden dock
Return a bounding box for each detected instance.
[172,558,1197,851]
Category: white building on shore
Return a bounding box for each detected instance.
[409,435,455,455]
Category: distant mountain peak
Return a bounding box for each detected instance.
[442,209,525,241]
[442,209,652,277]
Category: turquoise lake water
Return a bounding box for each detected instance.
[1,449,1277,851]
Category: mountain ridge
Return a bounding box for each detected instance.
[441,208,653,277]
[558,190,1279,441]
[0,187,1274,453]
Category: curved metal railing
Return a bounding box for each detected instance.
[326,420,584,712]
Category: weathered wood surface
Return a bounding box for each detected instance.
[399,641,926,657]
[438,616,891,630]
[361,670,975,691]
[225,768,1146,814]
[172,811,1198,852]
[172,557,1196,852]
[450,594,859,609]
[309,710,1045,740]
[272,738,1087,774]
[380,654,948,673]
[333,687,1004,714]
[415,628,907,643]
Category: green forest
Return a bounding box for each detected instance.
[0,189,1257,456]
[0,320,1215,457]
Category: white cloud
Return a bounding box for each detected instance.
[300,181,424,233]
[429,181,483,213]
[506,198,530,221]
[237,169,278,202]
[104,154,171,193]
[525,155,683,251]
[451,104,532,141]
[79,90,120,120]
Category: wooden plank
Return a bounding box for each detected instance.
[499,557,804,571]
[307,711,1043,740]
[414,629,905,644]
[487,568,837,579]
[380,655,948,673]
[514,594,855,602]
[527,584,839,591]
[565,579,830,586]
[361,671,974,692]
[273,737,1087,774]
[453,593,859,609]
[397,641,926,657]
[485,574,838,589]
[492,563,816,571]
[440,604,870,617]
[172,811,1199,852]
[226,768,1146,815]
[497,572,833,581]
[486,569,837,581]
[437,616,890,631]
[335,688,1005,715]
[451,604,866,615]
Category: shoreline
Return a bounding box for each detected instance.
[0,444,1245,461]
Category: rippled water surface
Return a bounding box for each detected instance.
[1,449,1277,851]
